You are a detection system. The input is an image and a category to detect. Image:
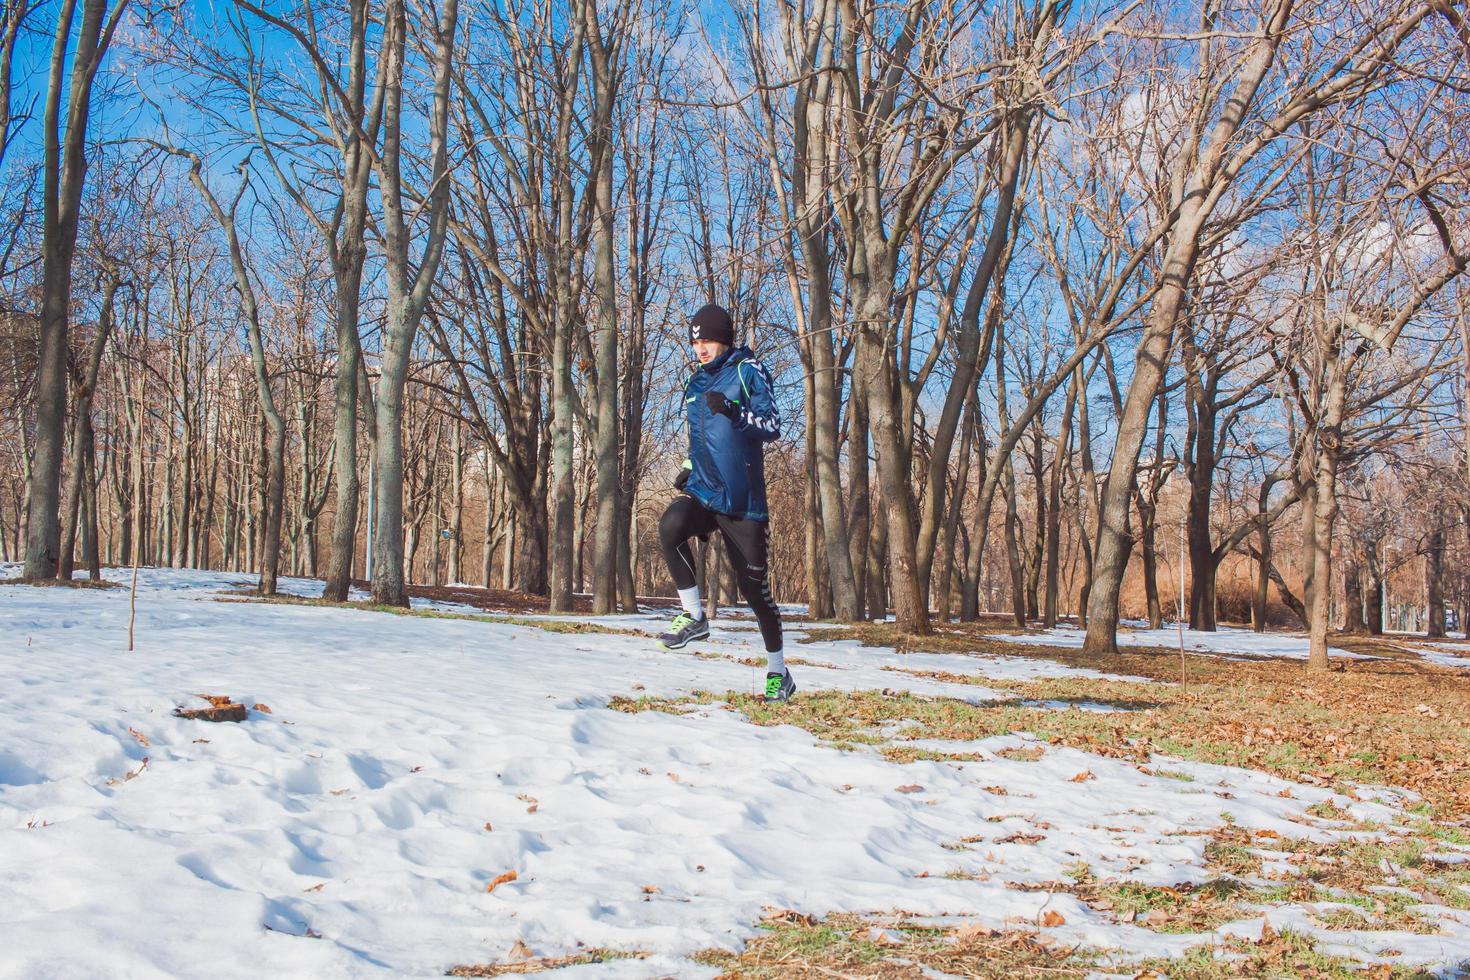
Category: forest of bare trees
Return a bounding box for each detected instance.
[2,0,1467,672]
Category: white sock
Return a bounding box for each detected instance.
[677,587,703,619]
[765,647,785,675]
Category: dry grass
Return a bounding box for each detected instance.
[611,641,1470,976]
[692,909,1435,979]
[0,575,121,589]
[615,669,1470,818]
[447,949,647,976]
[691,911,1091,978]
[793,623,1470,818]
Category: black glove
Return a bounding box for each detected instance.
[674,466,690,490]
[705,390,738,418]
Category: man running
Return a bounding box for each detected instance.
[657,303,795,704]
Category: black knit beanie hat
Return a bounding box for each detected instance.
[689,304,735,346]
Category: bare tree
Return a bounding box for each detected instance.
[23,0,129,579]
[1084,0,1445,655]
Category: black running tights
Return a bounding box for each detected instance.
[658,494,783,652]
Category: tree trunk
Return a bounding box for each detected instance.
[1299,475,1318,631]
[1342,546,1366,633]
[848,356,870,616]
[858,313,928,633]
[804,407,832,618]
[24,0,124,579]
[1426,527,1445,638]
[1253,483,1271,632]
[937,396,976,623]
[1307,357,1346,672]
[1084,258,1196,653]
[81,434,100,578]
[1042,375,1078,627]
[368,0,458,607]
[448,422,463,584]
[1140,501,1162,630]
[1003,461,1026,627]
[584,0,622,616]
[867,484,888,621]
[789,0,859,620]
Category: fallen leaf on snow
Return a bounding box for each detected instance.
[486,870,519,892]
[507,939,535,961]
[896,784,924,794]
[1070,770,1095,783]
[127,727,150,747]
[252,703,272,714]
[106,757,149,786]
[1041,910,1066,927]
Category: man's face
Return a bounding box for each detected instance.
[693,339,728,365]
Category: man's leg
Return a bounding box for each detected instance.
[657,496,718,647]
[716,516,793,700]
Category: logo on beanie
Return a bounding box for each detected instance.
[689,304,735,346]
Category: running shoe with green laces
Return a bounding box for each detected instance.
[763,669,796,703]
[658,611,710,649]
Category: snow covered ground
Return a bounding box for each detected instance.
[998,622,1386,663]
[4,568,1470,977]
[1420,641,1470,671]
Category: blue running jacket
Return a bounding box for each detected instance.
[681,346,781,520]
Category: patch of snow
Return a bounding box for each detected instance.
[1420,648,1470,671]
[999,624,1378,663]
[1,568,1467,977]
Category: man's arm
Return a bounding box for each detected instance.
[731,360,781,442]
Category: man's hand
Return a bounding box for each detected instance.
[705,390,738,417]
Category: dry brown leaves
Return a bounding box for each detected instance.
[105,756,149,786]
[447,947,649,977]
[485,870,518,893]
[843,622,1470,817]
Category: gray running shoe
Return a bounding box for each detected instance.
[659,612,710,649]
[763,670,796,703]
